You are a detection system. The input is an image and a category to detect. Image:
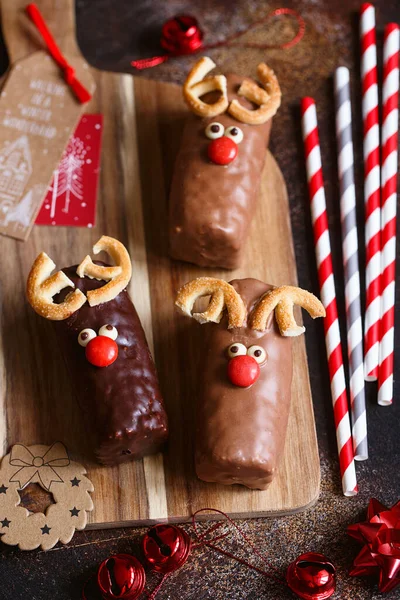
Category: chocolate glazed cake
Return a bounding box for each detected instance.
[27,236,168,466]
[197,279,292,489]
[169,57,281,269]
[175,277,325,490]
[53,267,168,465]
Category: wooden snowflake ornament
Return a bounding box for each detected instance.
[0,442,94,550]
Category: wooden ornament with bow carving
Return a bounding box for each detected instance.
[0,442,93,551]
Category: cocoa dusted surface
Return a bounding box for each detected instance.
[169,75,272,269]
[1,1,400,599]
[196,279,293,490]
[52,265,168,466]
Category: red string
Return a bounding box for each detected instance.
[143,509,287,599]
[191,521,231,549]
[131,8,305,70]
[146,573,169,600]
[25,3,92,103]
[191,508,286,586]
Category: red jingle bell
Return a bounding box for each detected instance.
[142,524,191,574]
[97,554,146,599]
[286,552,336,600]
[160,15,203,54]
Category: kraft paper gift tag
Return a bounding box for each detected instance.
[0,7,95,241]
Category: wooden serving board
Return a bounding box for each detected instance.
[0,0,320,527]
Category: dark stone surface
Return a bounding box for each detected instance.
[0,1,399,599]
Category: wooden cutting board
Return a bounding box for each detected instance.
[0,0,320,527]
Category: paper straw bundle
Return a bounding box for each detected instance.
[300,5,399,494]
[301,97,358,497]
[378,23,400,406]
[334,67,368,460]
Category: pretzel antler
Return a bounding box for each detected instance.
[228,63,281,125]
[183,58,281,125]
[250,285,325,336]
[76,236,132,307]
[175,277,246,329]
[183,57,229,118]
[27,253,86,320]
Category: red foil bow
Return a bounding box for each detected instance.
[131,9,305,70]
[348,498,400,593]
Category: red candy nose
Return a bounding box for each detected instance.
[208,136,238,165]
[85,336,118,367]
[227,355,260,387]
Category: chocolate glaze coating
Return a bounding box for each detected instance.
[53,265,168,465]
[169,74,272,269]
[195,278,293,490]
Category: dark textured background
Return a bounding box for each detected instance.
[0,1,399,598]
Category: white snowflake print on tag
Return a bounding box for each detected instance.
[0,136,32,218]
[0,135,47,229]
[36,114,103,228]
[49,136,86,217]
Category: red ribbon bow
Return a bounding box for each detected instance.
[132,8,305,70]
[25,3,92,104]
[348,498,400,593]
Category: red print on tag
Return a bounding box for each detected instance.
[36,114,103,227]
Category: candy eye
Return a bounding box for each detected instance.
[98,324,118,340]
[224,125,244,144]
[227,343,247,358]
[247,345,267,364]
[78,328,97,347]
[205,122,224,140]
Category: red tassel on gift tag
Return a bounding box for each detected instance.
[26,3,92,103]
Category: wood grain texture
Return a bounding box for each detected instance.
[2,2,400,598]
[0,0,320,527]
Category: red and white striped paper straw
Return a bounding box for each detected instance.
[301,97,358,496]
[378,23,399,406]
[334,67,368,460]
[360,2,381,381]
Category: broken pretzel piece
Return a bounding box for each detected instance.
[76,236,132,307]
[27,252,86,320]
[183,56,229,118]
[228,63,282,125]
[175,277,246,329]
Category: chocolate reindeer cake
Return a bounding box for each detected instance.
[169,57,281,269]
[176,277,325,490]
[27,236,168,465]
